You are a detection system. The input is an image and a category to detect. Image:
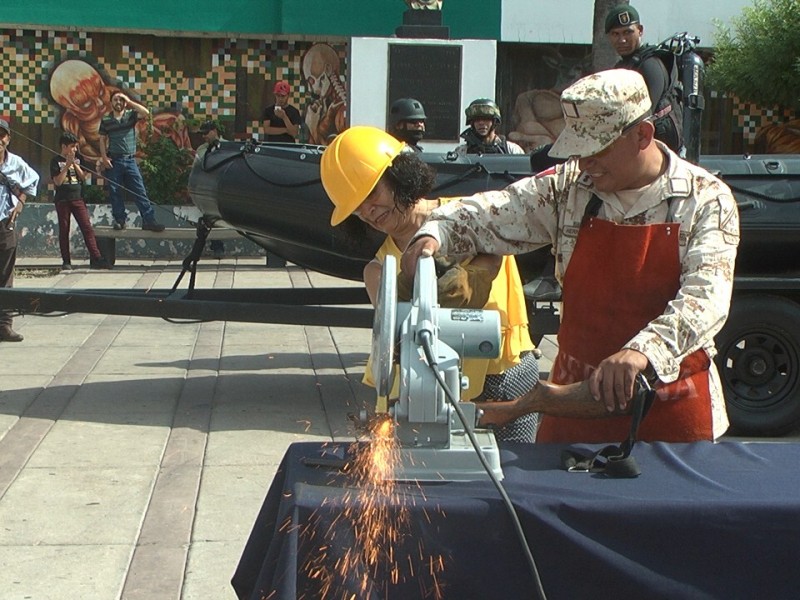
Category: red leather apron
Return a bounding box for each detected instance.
[536,216,713,443]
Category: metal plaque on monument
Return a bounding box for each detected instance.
[387,43,462,141]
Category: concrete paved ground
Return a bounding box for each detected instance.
[0,258,559,600]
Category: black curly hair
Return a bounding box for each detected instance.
[384,151,436,212]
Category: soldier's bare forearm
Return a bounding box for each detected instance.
[478,380,631,427]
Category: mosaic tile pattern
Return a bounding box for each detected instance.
[0,30,92,121]
[708,88,797,143]
[1,28,348,141]
[733,100,796,143]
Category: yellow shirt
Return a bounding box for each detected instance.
[363,234,535,403]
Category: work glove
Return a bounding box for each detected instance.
[396,271,413,302]
[434,255,494,309]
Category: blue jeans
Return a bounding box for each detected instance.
[105,156,156,224]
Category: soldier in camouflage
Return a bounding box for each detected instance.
[454,98,525,156]
[403,69,740,444]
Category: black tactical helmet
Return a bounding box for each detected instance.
[465,98,501,124]
[390,98,427,126]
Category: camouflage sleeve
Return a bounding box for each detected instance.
[415,176,558,259]
[625,185,740,383]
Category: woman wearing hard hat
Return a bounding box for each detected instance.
[320,125,540,442]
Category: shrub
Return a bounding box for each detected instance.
[139,130,195,205]
[83,183,106,204]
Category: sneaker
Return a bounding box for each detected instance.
[142,221,165,232]
[90,257,113,270]
[0,326,23,342]
[113,221,127,230]
[61,262,73,270]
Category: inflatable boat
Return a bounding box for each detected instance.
[188,140,800,282]
[189,140,544,282]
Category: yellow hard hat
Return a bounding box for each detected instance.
[321,126,406,226]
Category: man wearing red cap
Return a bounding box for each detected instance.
[263,80,301,143]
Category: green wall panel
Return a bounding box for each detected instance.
[3,0,281,34]
[444,0,501,39]
[3,0,500,38]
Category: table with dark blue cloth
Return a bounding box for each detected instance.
[232,441,800,600]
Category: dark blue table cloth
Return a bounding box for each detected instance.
[232,441,800,600]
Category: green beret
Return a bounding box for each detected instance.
[605,4,640,33]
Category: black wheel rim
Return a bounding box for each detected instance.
[719,329,799,411]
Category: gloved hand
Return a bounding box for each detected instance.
[396,271,413,301]
[394,257,454,302]
[435,256,494,309]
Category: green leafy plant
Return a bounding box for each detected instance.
[139,127,195,205]
[708,0,800,112]
[83,183,106,204]
[191,116,226,133]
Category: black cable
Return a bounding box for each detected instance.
[418,330,547,600]
[9,126,197,226]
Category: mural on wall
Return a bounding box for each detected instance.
[754,120,800,153]
[5,26,795,190]
[48,59,122,161]
[502,47,592,152]
[301,43,348,145]
[0,29,349,186]
[46,58,193,164]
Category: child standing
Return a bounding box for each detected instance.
[50,132,110,269]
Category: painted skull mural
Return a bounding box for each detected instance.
[49,59,122,161]
[301,43,347,145]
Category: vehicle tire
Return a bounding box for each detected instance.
[715,295,800,436]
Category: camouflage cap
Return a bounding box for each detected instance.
[549,69,651,159]
[605,4,640,33]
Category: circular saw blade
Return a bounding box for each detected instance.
[372,254,398,398]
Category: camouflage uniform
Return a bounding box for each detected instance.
[416,145,739,440]
[452,137,526,157]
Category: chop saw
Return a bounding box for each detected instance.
[371,254,504,482]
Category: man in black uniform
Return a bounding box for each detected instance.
[605,4,683,153]
[387,98,427,152]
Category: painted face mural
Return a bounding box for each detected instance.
[50,60,108,122]
[301,43,347,145]
[48,58,193,164]
[49,59,121,161]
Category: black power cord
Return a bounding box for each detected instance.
[418,329,547,600]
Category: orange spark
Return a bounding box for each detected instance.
[300,415,447,599]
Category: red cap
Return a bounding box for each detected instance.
[273,80,291,95]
